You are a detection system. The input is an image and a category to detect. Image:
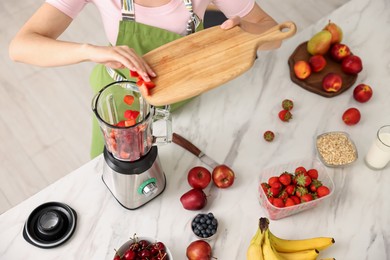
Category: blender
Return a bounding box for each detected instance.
[92,81,172,209]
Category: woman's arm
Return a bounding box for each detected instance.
[9,3,154,80]
[220,3,282,50]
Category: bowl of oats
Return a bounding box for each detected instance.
[316,131,358,167]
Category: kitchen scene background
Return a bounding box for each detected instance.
[0,0,348,214]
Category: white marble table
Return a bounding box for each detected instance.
[1,0,390,258]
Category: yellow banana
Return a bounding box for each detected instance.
[262,230,284,260]
[246,218,268,260]
[278,249,319,260]
[246,228,264,260]
[269,231,334,253]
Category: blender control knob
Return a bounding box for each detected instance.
[142,182,157,196]
[138,178,158,196]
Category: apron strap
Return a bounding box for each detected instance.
[121,0,135,21]
[183,0,201,35]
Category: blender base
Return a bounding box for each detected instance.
[102,146,167,210]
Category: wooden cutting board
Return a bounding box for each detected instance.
[142,21,297,106]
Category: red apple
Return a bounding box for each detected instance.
[322,73,343,92]
[180,189,207,210]
[212,165,235,189]
[330,43,351,62]
[353,84,373,103]
[308,55,327,72]
[342,107,361,125]
[293,60,311,79]
[341,55,363,74]
[187,166,211,189]
[186,240,212,260]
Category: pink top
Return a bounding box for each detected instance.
[46,0,255,45]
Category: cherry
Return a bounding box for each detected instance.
[123,249,136,260]
[138,240,150,249]
[154,242,165,251]
[138,249,151,258]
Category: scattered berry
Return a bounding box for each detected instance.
[282,99,294,110]
[263,130,275,142]
[278,109,292,122]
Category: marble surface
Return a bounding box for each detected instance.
[0,0,348,214]
[1,0,390,259]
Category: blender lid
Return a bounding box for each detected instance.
[23,202,77,249]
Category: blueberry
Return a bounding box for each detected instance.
[207,213,214,219]
[199,218,206,224]
[212,219,218,226]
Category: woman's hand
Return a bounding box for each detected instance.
[220,16,241,30]
[87,45,156,81]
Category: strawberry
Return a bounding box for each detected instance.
[282,99,294,111]
[124,110,140,120]
[263,131,275,142]
[268,187,281,197]
[295,186,308,197]
[279,172,292,186]
[295,166,307,175]
[309,179,323,192]
[294,173,312,187]
[284,197,296,207]
[268,197,274,204]
[123,95,135,105]
[317,186,330,198]
[261,182,270,193]
[124,119,136,127]
[143,80,156,89]
[271,182,282,190]
[268,176,280,186]
[285,184,296,195]
[278,109,292,122]
[289,195,301,205]
[272,198,285,208]
[301,193,314,203]
[129,70,139,77]
[307,168,319,179]
[278,189,288,200]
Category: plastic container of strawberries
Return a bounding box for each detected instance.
[258,158,334,220]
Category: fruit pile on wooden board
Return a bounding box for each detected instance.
[289,21,365,97]
[288,21,373,126]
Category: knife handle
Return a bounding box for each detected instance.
[172,133,202,157]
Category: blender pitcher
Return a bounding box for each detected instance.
[92,81,172,162]
[92,80,172,209]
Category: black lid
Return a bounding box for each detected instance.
[23,202,77,249]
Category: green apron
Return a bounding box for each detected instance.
[89,0,204,158]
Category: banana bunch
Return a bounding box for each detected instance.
[246,217,335,260]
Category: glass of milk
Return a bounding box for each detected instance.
[365,125,390,170]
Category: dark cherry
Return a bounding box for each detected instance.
[123,249,136,260]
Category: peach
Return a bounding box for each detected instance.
[322,73,343,92]
[330,43,351,62]
[294,60,311,80]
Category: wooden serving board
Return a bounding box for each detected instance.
[142,21,297,106]
[288,41,357,97]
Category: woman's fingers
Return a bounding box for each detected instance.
[220,16,241,30]
[90,45,155,82]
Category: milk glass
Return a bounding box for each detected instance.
[365,125,390,170]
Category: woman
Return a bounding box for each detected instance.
[9,0,281,158]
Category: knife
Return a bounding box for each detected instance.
[172,132,219,169]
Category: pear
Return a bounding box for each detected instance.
[307,30,332,55]
[323,20,343,44]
